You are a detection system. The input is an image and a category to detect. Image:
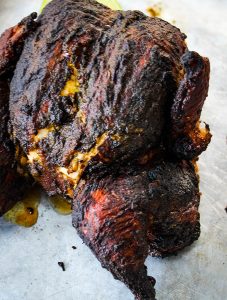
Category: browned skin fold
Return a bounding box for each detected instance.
[170,51,212,159]
[0,0,211,299]
[0,13,37,76]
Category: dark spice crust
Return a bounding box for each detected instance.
[73,159,199,299]
[73,163,157,300]
[147,160,200,257]
[0,14,37,215]
[170,51,212,159]
[0,13,37,77]
[0,78,28,215]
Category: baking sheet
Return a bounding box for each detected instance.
[0,0,227,299]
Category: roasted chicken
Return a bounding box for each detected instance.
[0,0,211,299]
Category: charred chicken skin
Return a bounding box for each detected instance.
[73,159,200,299]
[0,0,211,299]
[0,13,37,215]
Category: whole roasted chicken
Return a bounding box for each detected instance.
[0,0,211,299]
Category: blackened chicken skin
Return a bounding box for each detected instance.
[146,160,200,257]
[0,15,37,215]
[0,0,211,299]
[0,77,26,215]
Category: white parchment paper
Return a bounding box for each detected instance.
[0,1,226,299]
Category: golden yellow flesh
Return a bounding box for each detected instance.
[58,132,108,187]
[34,126,55,143]
[60,64,80,96]
[27,151,42,163]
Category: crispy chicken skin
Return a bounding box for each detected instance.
[0,15,37,215]
[0,0,211,299]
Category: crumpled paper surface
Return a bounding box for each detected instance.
[0,0,226,299]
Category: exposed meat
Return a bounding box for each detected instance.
[0,0,211,299]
